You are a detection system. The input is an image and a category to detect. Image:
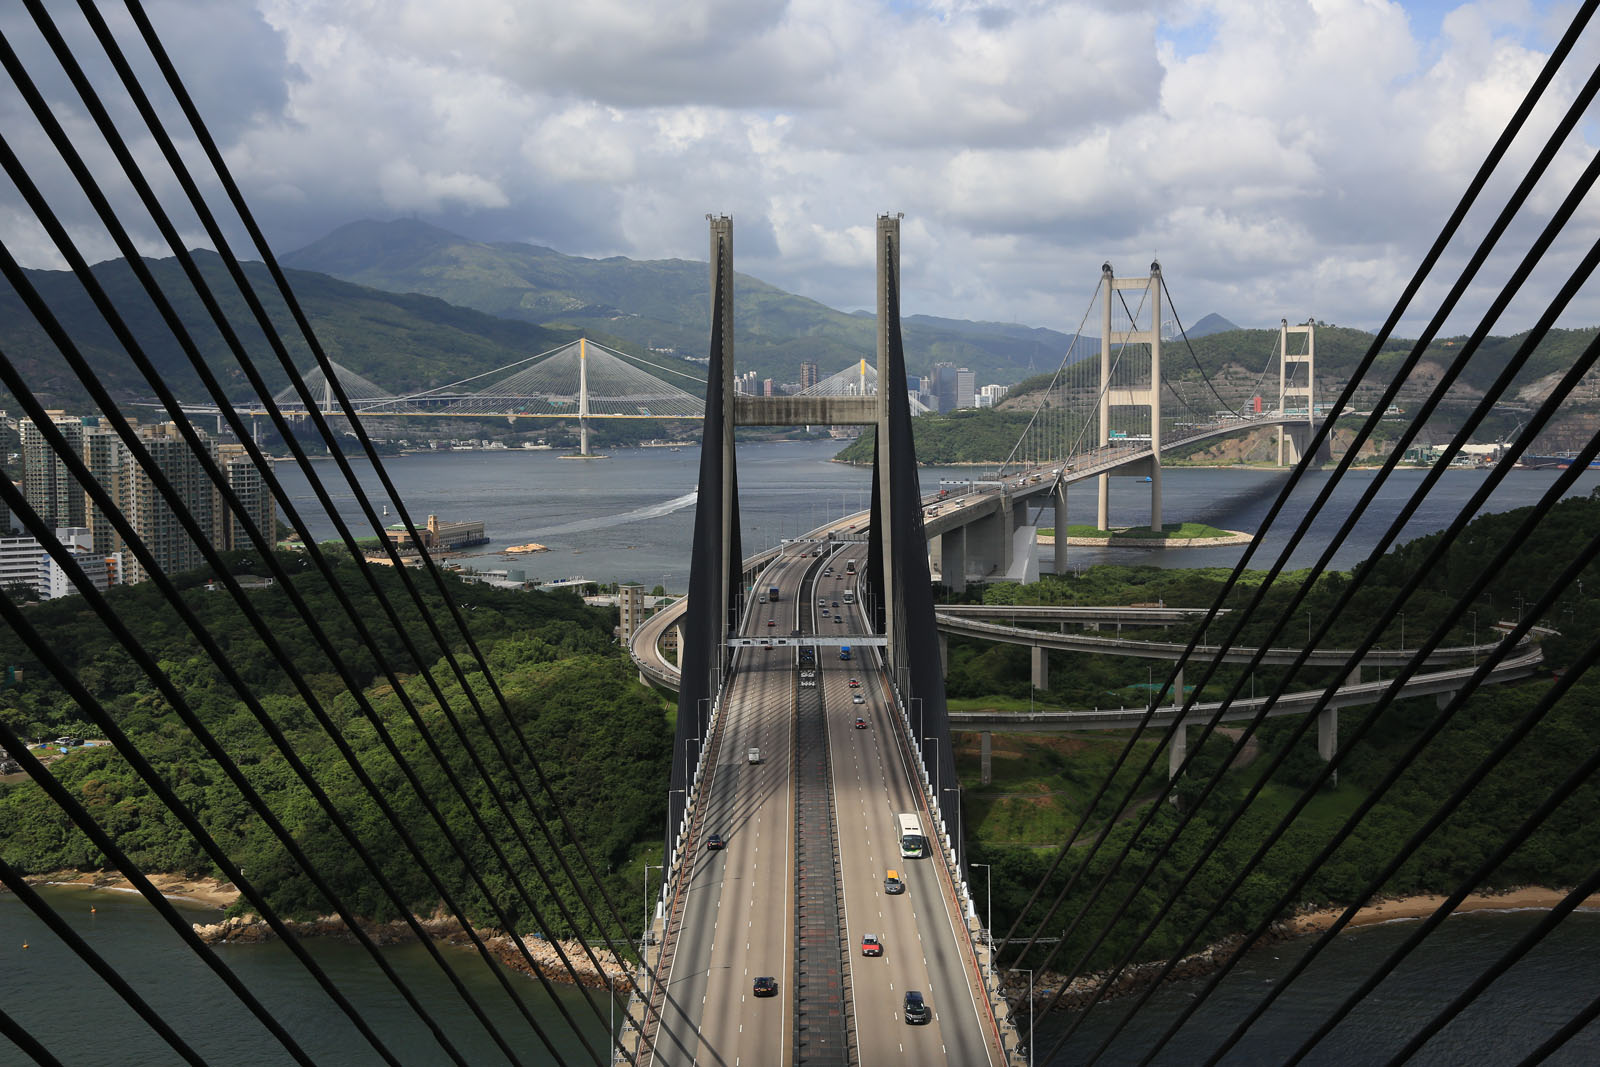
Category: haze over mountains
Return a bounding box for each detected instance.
[283,219,1236,385]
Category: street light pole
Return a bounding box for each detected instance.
[924,736,939,796]
[972,862,994,989]
[642,864,663,945]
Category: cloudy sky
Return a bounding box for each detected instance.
[4,0,1598,337]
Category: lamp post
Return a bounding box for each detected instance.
[1470,610,1478,665]
[972,862,994,989]
[1400,611,1405,652]
[642,864,663,946]
[924,736,939,795]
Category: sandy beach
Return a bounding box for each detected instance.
[1285,886,1600,935]
[22,868,240,909]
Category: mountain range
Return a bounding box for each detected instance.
[281,219,1111,386]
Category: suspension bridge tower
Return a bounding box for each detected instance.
[1277,319,1316,466]
[1098,261,1165,533]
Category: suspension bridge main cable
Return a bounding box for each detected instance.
[994,279,1102,474]
[1158,273,1250,419]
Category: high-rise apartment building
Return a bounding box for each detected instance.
[217,443,277,550]
[21,412,278,586]
[799,362,820,391]
[21,411,89,529]
[117,422,222,586]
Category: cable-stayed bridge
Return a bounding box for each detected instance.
[5,2,1600,1065]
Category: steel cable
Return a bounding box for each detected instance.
[0,855,206,1065]
[116,9,676,1042]
[66,3,676,1055]
[0,28,603,1051]
[994,0,1597,972]
[1034,124,1600,1060]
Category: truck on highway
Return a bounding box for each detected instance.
[768,585,780,602]
[842,589,855,605]
[897,814,925,859]
[839,645,852,661]
[845,559,857,574]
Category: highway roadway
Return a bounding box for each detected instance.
[648,541,1004,1065]
[651,545,812,1067]
[815,546,1001,1066]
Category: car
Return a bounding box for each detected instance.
[754,976,778,997]
[884,870,904,894]
[706,832,725,851]
[821,609,830,617]
[767,619,776,627]
[854,716,868,729]
[849,678,860,688]
[832,601,840,608]
[903,990,930,1024]
[824,568,833,575]
[818,597,826,605]
[852,693,865,704]
[758,594,767,603]
[860,933,883,957]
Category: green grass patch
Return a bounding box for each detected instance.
[954,728,1165,847]
[1057,522,1237,541]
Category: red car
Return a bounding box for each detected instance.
[854,717,868,730]
[849,678,860,688]
[861,934,883,957]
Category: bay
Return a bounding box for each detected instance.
[0,885,607,1066]
[267,439,1600,585]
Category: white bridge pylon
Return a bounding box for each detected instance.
[794,358,933,414]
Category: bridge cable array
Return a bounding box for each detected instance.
[986,3,1600,1061]
[0,0,688,1062]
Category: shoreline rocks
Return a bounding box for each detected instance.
[193,912,631,991]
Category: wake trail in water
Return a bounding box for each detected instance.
[525,490,699,538]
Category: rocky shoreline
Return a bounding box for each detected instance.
[1007,887,1600,1014]
[191,912,632,991]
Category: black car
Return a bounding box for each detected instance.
[706,833,725,851]
[903,990,930,1024]
[754,976,778,997]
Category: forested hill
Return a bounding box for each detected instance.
[0,252,585,413]
[0,555,671,936]
[282,218,1084,385]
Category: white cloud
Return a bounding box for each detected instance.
[1,0,1594,341]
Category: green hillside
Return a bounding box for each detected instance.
[282,219,1081,386]
[0,252,598,414]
